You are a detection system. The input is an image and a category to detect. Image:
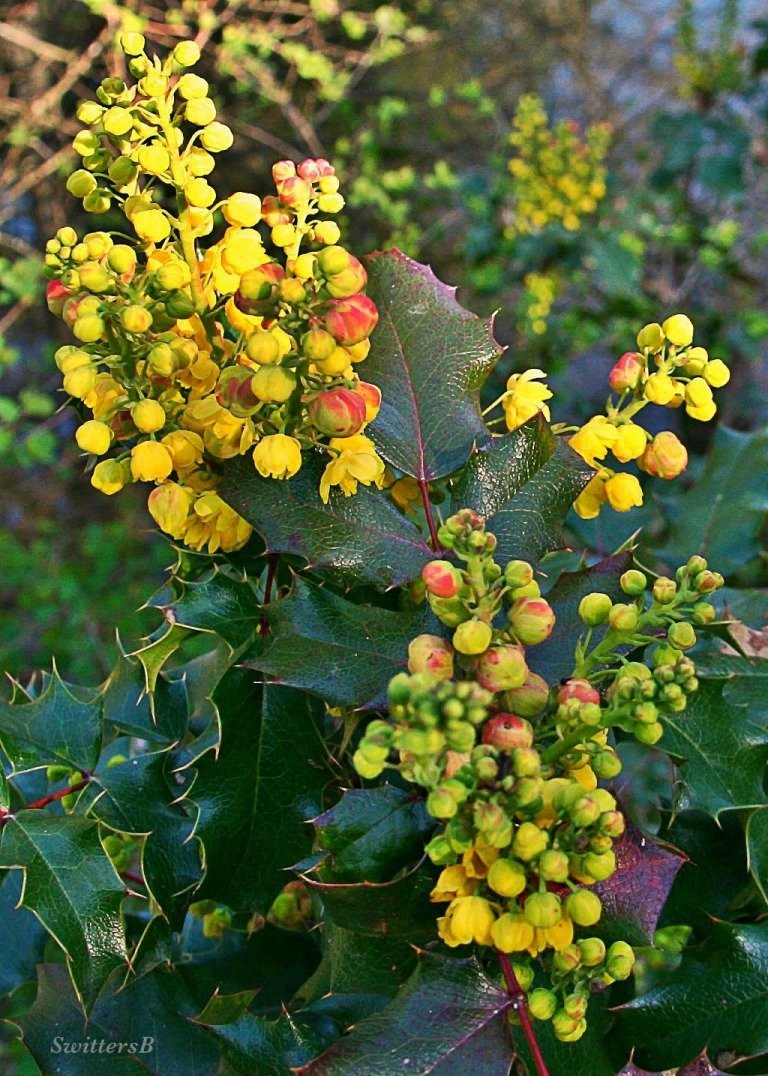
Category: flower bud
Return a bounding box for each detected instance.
[662,314,694,347]
[524,892,562,928]
[46,279,72,317]
[606,940,635,980]
[528,989,558,1021]
[635,721,664,745]
[636,322,664,350]
[91,458,129,495]
[308,388,367,438]
[578,937,606,966]
[482,713,533,752]
[667,622,696,650]
[407,635,454,682]
[537,849,569,882]
[131,399,166,433]
[253,434,302,479]
[503,671,549,717]
[644,372,677,405]
[552,945,582,974]
[582,850,616,881]
[566,889,602,926]
[703,358,730,388]
[148,482,195,539]
[324,295,379,345]
[421,560,462,599]
[356,381,381,423]
[512,821,548,861]
[476,645,528,692]
[608,603,639,633]
[608,352,644,392]
[578,592,612,625]
[492,912,535,953]
[605,473,643,512]
[486,857,527,897]
[620,569,647,596]
[452,619,492,655]
[507,596,555,645]
[612,423,648,463]
[251,366,297,404]
[557,679,600,706]
[75,420,112,455]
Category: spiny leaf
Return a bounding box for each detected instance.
[0,870,46,997]
[87,747,202,929]
[250,578,428,709]
[191,671,333,914]
[450,417,593,564]
[297,924,417,1003]
[0,814,127,1011]
[151,567,260,652]
[194,1006,335,1075]
[311,785,434,884]
[746,807,768,906]
[296,953,515,1075]
[614,921,768,1071]
[101,649,187,745]
[0,670,102,774]
[222,453,432,590]
[363,249,502,482]
[132,623,193,696]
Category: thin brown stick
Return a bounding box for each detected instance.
[497,949,550,1076]
[418,478,440,552]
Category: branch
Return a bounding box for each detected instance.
[418,478,441,552]
[497,949,550,1076]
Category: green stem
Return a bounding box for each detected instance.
[541,723,599,766]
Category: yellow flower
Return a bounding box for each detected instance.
[253,434,302,479]
[569,416,618,467]
[161,430,205,472]
[184,492,252,553]
[612,423,647,464]
[439,896,496,947]
[147,482,195,539]
[430,865,476,903]
[130,441,174,482]
[604,472,643,512]
[319,436,386,502]
[686,400,717,422]
[462,838,500,879]
[644,372,677,405]
[569,764,598,791]
[528,914,575,956]
[503,369,553,430]
[662,313,694,347]
[91,459,130,495]
[573,474,607,520]
[492,911,535,953]
[389,475,420,512]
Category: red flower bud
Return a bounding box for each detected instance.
[482,713,534,751]
[298,158,335,180]
[422,560,462,599]
[407,634,454,681]
[356,381,381,423]
[216,368,260,417]
[324,294,379,345]
[557,679,600,706]
[46,279,72,317]
[476,644,528,692]
[508,596,556,646]
[308,387,367,438]
[236,262,285,311]
[609,352,644,393]
[277,175,313,206]
[272,160,297,183]
[638,431,688,479]
[503,670,550,717]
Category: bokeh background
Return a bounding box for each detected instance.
[1,0,767,682]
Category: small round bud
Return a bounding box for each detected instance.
[606,940,635,980]
[608,603,639,633]
[620,569,647,596]
[662,314,694,347]
[558,679,600,706]
[75,420,112,455]
[637,322,665,350]
[579,937,606,966]
[309,388,367,438]
[407,635,454,682]
[507,596,555,646]
[476,645,528,693]
[524,892,562,928]
[667,622,696,650]
[537,849,569,882]
[131,399,166,434]
[566,889,602,926]
[452,619,492,655]
[512,821,548,862]
[422,560,463,599]
[482,714,533,752]
[528,989,557,1021]
[504,560,534,590]
[486,858,527,898]
[578,592,612,626]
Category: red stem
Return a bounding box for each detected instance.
[497,949,550,1076]
[0,776,92,829]
[259,553,280,636]
[121,869,146,887]
[418,477,441,552]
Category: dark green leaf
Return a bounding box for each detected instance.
[746,807,768,906]
[527,552,632,684]
[653,427,768,577]
[152,568,260,652]
[302,860,436,939]
[87,749,202,929]
[516,994,617,1076]
[363,249,501,481]
[615,743,675,835]
[192,670,333,913]
[450,418,593,564]
[251,578,427,708]
[0,671,101,774]
[297,924,417,1003]
[132,623,193,696]
[222,454,432,590]
[0,871,46,996]
[102,651,187,745]
[0,814,127,1010]
[614,922,768,1070]
[195,1008,333,1075]
[662,679,768,818]
[12,963,221,1076]
[312,785,434,883]
[296,954,515,1074]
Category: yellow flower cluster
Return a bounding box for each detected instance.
[506,94,610,236]
[518,271,558,336]
[494,314,729,520]
[44,33,385,553]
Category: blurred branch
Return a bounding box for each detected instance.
[0,21,72,64]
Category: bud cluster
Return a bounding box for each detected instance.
[506,94,610,236]
[45,34,385,553]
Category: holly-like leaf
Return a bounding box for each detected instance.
[526,552,633,684]
[195,1006,334,1074]
[301,861,437,939]
[615,743,675,835]
[0,671,102,774]
[222,454,432,590]
[593,822,685,945]
[296,953,515,1074]
[87,747,202,929]
[0,870,46,997]
[12,963,222,1076]
[297,924,417,1003]
[662,678,768,818]
[653,426,768,576]
[0,814,127,1010]
[450,418,593,565]
[151,567,260,652]
[102,650,188,745]
[132,623,194,696]
[614,921,768,1071]
[312,786,435,884]
[192,670,333,914]
[363,249,502,482]
[251,578,427,708]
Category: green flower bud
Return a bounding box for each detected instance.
[606,940,635,980]
[634,721,664,745]
[652,577,677,605]
[552,944,582,973]
[452,619,492,655]
[578,592,613,626]
[582,850,616,881]
[425,834,455,865]
[487,857,527,898]
[537,849,569,882]
[528,988,557,1021]
[552,1010,583,1041]
[667,622,696,650]
[511,962,535,991]
[563,993,588,1019]
[591,749,622,779]
[578,937,606,966]
[620,569,647,596]
[426,787,458,819]
[524,891,562,928]
[566,889,602,926]
[512,821,548,861]
[570,795,602,827]
[504,560,534,590]
[608,603,639,633]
